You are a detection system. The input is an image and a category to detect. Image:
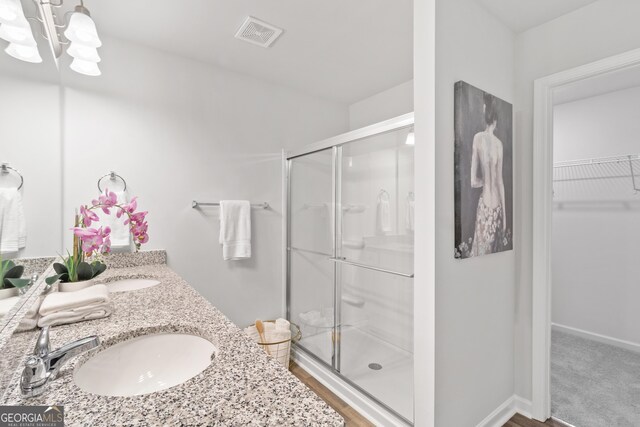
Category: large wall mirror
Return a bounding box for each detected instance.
[0,20,62,329]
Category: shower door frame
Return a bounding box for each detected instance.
[284,112,415,425]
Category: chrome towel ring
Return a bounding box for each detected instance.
[1,163,24,190]
[97,171,127,193]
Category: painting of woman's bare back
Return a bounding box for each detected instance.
[454,81,513,259]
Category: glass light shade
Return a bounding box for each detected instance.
[405,131,415,146]
[64,12,101,48]
[67,42,100,62]
[0,21,37,46]
[0,0,21,25]
[5,42,42,63]
[70,58,101,76]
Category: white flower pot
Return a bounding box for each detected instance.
[59,279,95,292]
[0,287,19,300]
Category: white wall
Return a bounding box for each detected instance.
[433,0,516,425]
[413,0,436,424]
[349,80,414,130]
[514,0,640,401]
[552,88,640,346]
[554,87,640,162]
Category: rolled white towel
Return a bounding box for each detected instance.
[39,284,110,317]
[275,318,290,331]
[264,329,292,355]
[244,325,260,342]
[37,302,113,328]
[265,329,291,343]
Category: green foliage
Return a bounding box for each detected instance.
[0,256,28,289]
[47,254,107,284]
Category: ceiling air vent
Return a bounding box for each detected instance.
[235,16,284,48]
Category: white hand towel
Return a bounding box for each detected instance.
[97,190,131,249]
[38,302,113,327]
[219,200,251,261]
[406,195,415,233]
[376,192,391,235]
[0,188,26,254]
[39,284,110,316]
[17,316,38,332]
[16,293,44,332]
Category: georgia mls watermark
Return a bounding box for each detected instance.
[0,405,64,427]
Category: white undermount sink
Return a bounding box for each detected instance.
[74,333,217,397]
[106,278,161,292]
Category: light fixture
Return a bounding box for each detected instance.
[405,129,415,146]
[67,42,100,62]
[0,0,21,25]
[70,57,99,76]
[0,22,36,46]
[63,3,101,76]
[0,0,102,75]
[0,0,41,63]
[5,41,41,62]
[64,6,101,47]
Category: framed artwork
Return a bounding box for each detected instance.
[454,81,513,259]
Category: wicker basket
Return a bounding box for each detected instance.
[248,320,301,369]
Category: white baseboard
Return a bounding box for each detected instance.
[552,323,640,353]
[475,395,532,427]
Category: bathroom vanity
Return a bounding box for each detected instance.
[0,251,343,426]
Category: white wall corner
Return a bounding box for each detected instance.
[476,395,533,427]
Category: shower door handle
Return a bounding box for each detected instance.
[328,257,414,278]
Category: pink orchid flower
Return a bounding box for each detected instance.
[75,191,149,257]
[80,205,100,227]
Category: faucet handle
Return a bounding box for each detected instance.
[34,327,51,358]
[20,356,48,397]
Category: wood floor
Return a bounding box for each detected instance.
[504,413,571,427]
[290,362,375,426]
[291,362,566,427]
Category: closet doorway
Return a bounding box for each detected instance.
[532,49,640,425]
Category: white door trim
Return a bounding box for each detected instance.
[531,47,640,421]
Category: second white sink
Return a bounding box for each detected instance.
[106,278,161,292]
[74,333,217,397]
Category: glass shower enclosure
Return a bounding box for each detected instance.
[286,114,415,425]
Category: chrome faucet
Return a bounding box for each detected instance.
[20,326,100,397]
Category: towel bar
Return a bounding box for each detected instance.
[0,163,24,190]
[192,201,269,209]
[97,171,127,192]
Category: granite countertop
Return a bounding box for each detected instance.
[0,258,344,427]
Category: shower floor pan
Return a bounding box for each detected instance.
[297,326,413,424]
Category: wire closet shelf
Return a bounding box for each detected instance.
[553,154,640,193]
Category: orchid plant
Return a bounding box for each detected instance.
[47,190,149,284]
[0,256,30,290]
